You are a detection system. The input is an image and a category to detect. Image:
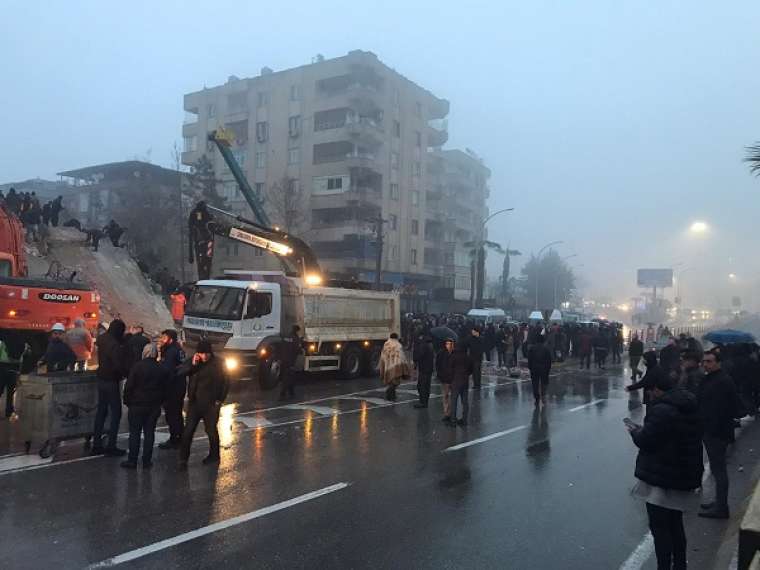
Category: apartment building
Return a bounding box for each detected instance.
[182,50,488,302]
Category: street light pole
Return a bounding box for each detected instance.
[535,240,563,309]
[473,207,514,309]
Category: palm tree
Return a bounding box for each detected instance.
[746,143,760,176]
[500,246,522,304]
[465,239,505,308]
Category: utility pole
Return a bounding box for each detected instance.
[172,143,187,283]
[370,215,385,290]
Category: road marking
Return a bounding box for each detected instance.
[87,482,350,568]
[618,533,653,570]
[0,454,53,471]
[443,425,528,452]
[235,417,273,429]
[568,399,605,412]
[281,403,339,416]
[340,396,390,406]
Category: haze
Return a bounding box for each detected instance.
[3,0,759,308]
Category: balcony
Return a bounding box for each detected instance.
[427,119,448,147]
[427,98,450,120]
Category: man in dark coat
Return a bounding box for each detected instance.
[678,351,703,395]
[578,328,593,370]
[659,337,681,378]
[50,196,64,227]
[413,334,434,409]
[449,344,472,426]
[467,327,484,390]
[627,374,703,570]
[121,344,168,469]
[698,351,738,519]
[436,339,454,423]
[92,319,130,456]
[279,325,303,401]
[157,329,186,449]
[179,340,230,466]
[627,351,665,406]
[629,334,644,380]
[127,325,150,367]
[528,334,553,407]
[40,323,76,371]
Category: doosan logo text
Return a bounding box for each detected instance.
[39,292,81,303]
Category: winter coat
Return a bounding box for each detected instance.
[629,363,666,405]
[467,336,484,361]
[631,387,704,491]
[127,334,150,366]
[659,344,680,374]
[435,350,453,384]
[698,369,739,442]
[451,350,473,387]
[41,338,77,371]
[579,333,593,355]
[159,342,185,381]
[379,338,410,386]
[280,333,303,369]
[96,332,130,382]
[528,344,552,374]
[679,366,703,395]
[413,341,434,375]
[180,356,229,411]
[123,358,169,409]
[65,327,93,362]
[629,339,644,358]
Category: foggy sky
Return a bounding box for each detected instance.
[3,1,760,309]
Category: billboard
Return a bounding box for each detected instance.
[637,268,673,288]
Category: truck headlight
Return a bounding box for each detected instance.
[225,357,239,372]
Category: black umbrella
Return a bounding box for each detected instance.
[430,326,458,342]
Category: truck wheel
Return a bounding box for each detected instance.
[259,357,282,390]
[362,346,382,377]
[340,346,363,380]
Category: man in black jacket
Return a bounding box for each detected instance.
[413,335,434,409]
[435,339,454,423]
[627,374,703,570]
[659,337,681,378]
[627,351,665,406]
[467,327,484,390]
[449,344,473,426]
[528,335,552,407]
[121,344,168,469]
[279,325,303,401]
[179,340,230,466]
[157,329,186,449]
[698,350,738,519]
[629,334,644,380]
[92,319,130,456]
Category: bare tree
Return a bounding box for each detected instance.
[264,176,304,233]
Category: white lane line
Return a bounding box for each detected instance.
[235,417,273,429]
[443,425,528,453]
[568,399,605,412]
[0,454,53,471]
[280,404,339,416]
[0,454,101,476]
[87,482,350,568]
[340,396,390,406]
[618,533,653,570]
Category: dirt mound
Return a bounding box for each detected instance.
[28,227,174,335]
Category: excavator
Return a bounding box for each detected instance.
[188,127,323,285]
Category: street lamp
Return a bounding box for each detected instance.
[472,207,514,309]
[689,221,709,234]
[535,240,563,309]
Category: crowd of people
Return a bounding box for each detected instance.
[0,188,65,242]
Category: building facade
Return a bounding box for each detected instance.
[182,50,489,301]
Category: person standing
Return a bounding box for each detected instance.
[179,340,229,466]
[157,330,186,449]
[449,344,473,426]
[678,352,703,395]
[121,344,168,469]
[436,339,454,423]
[91,320,130,456]
[50,196,64,227]
[698,351,738,519]
[528,335,552,407]
[169,289,187,327]
[467,327,484,389]
[659,338,681,379]
[629,334,644,381]
[126,325,150,367]
[626,374,703,570]
[40,323,77,372]
[627,352,665,406]
[495,326,507,369]
[611,328,623,364]
[579,327,593,370]
[65,318,94,370]
[413,334,434,409]
[279,325,303,401]
[593,329,609,370]
[0,340,17,418]
[379,333,409,401]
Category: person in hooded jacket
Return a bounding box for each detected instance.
[627,373,703,570]
[528,334,552,407]
[449,344,473,426]
[92,319,130,456]
[121,344,168,469]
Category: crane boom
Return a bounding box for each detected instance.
[208,128,271,226]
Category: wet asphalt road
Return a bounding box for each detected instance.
[1,360,759,569]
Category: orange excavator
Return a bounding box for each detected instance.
[0,205,99,360]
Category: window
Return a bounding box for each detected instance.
[183,136,197,152]
[413,161,422,177]
[391,152,399,170]
[186,285,245,320]
[389,214,397,230]
[415,131,422,147]
[415,101,422,117]
[390,183,399,200]
[410,249,417,265]
[256,122,269,143]
[257,91,269,107]
[255,182,265,196]
[288,148,300,165]
[288,115,301,138]
[245,291,273,319]
[391,245,399,260]
[411,219,419,235]
[289,84,301,101]
[327,177,343,190]
[255,152,266,168]
[411,190,420,207]
[228,92,247,112]
[222,182,240,201]
[393,120,401,137]
[207,103,216,118]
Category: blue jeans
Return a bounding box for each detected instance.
[93,380,122,449]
